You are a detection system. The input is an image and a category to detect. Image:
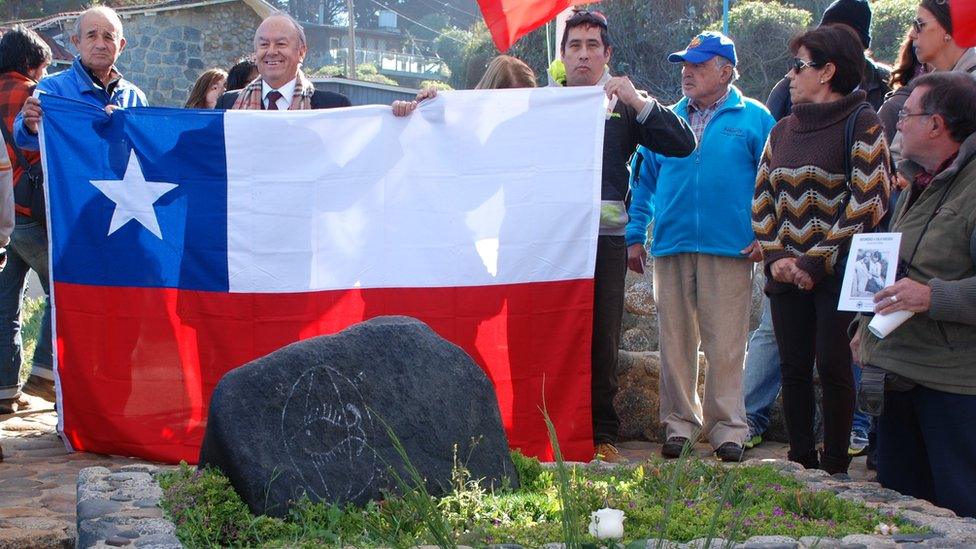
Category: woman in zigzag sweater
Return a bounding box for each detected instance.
[751,25,892,476]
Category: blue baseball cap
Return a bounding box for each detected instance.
[668,31,737,66]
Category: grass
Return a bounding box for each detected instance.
[158,452,923,548]
[20,296,44,384]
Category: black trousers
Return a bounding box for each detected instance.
[769,280,855,474]
[877,385,976,518]
[592,235,626,444]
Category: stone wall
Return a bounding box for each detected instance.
[115,2,262,107]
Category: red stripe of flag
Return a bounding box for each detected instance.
[951,0,976,47]
[54,280,595,463]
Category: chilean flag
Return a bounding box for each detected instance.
[38,88,606,463]
[477,0,573,51]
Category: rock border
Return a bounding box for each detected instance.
[76,465,180,548]
[76,458,976,548]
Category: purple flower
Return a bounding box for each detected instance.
[685,499,695,508]
[773,507,784,517]
[743,519,753,527]
[772,484,782,492]
[629,501,637,509]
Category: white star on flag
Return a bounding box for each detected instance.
[90,150,178,239]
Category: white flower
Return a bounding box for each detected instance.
[874,522,900,536]
[588,507,625,540]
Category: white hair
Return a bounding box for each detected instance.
[256,12,306,49]
[72,6,124,39]
[714,55,739,84]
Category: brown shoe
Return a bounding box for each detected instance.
[22,374,56,402]
[0,394,31,414]
[594,443,630,464]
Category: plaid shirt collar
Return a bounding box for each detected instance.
[687,88,730,141]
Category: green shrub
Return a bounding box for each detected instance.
[871,0,917,65]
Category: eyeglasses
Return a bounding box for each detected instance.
[911,17,934,33]
[897,108,932,122]
[789,57,820,73]
[566,10,608,28]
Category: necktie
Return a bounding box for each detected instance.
[266,90,283,110]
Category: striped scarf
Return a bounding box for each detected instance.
[231,70,314,110]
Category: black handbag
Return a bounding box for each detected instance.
[0,120,45,227]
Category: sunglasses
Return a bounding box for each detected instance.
[911,17,933,33]
[567,9,608,28]
[789,57,820,73]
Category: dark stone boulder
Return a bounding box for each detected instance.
[198,316,518,517]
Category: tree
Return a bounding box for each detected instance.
[709,1,813,102]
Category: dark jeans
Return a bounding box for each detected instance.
[877,385,976,518]
[592,235,626,444]
[0,219,52,400]
[769,281,854,474]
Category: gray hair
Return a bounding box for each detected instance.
[714,55,739,84]
[72,6,124,40]
[256,12,307,49]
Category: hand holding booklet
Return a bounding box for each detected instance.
[838,233,912,338]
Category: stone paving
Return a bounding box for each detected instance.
[1,396,874,549]
[0,395,171,549]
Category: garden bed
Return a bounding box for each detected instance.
[150,452,940,547]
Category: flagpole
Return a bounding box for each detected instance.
[546,21,553,67]
[723,0,730,34]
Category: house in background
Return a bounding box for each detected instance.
[1,0,425,106]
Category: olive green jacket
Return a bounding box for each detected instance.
[858,133,976,394]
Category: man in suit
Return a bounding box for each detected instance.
[216,13,349,110]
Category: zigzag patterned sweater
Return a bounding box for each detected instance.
[752,91,891,291]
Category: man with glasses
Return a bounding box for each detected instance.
[555,10,696,463]
[626,32,774,462]
[851,71,976,518]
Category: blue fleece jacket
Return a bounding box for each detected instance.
[626,86,774,258]
[15,56,147,151]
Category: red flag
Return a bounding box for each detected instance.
[477,0,572,52]
[951,0,976,47]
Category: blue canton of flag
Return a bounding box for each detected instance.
[41,94,229,291]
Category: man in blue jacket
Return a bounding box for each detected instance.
[15,6,147,150]
[626,32,774,462]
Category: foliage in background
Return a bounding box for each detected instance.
[19,297,44,384]
[870,0,918,69]
[307,63,399,85]
[160,451,923,547]
[710,1,813,104]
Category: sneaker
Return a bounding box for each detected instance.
[661,436,690,459]
[0,394,30,414]
[743,432,763,450]
[715,442,745,463]
[594,443,630,464]
[848,430,869,457]
[22,374,56,402]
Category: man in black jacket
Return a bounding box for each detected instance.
[215,13,349,111]
[557,10,695,463]
[766,0,890,120]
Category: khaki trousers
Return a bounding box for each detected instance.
[653,253,752,448]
